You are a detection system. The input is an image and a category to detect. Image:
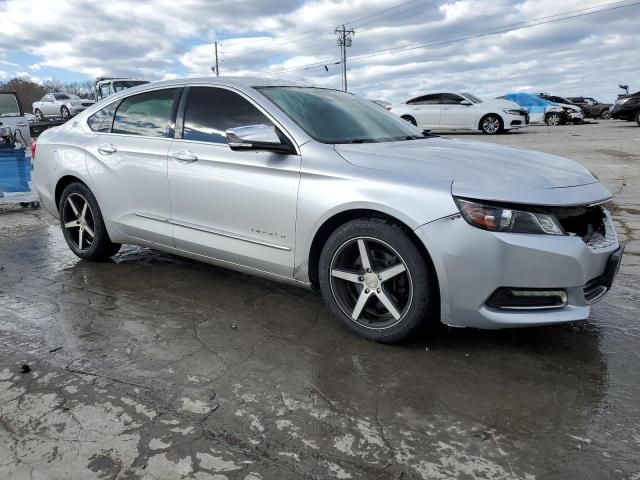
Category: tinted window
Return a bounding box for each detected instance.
[406,94,439,105]
[87,101,119,133]
[112,88,178,137]
[440,93,465,105]
[182,87,274,144]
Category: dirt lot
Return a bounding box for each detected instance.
[0,120,639,480]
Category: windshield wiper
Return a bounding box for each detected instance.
[342,138,378,144]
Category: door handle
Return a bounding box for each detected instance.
[171,150,198,163]
[97,143,117,155]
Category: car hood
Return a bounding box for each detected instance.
[483,98,522,109]
[334,137,611,205]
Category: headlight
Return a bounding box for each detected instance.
[455,198,564,235]
[502,109,522,115]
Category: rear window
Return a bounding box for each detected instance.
[87,101,119,133]
[112,88,178,137]
[0,93,21,117]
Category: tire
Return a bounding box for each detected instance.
[61,106,70,118]
[318,217,434,343]
[34,109,44,122]
[58,182,121,261]
[546,112,561,126]
[480,114,502,134]
[401,115,417,126]
[636,110,640,126]
[600,109,611,120]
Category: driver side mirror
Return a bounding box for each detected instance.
[226,124,295,155]
[460,100,472,106]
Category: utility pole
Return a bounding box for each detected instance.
[214,41,219,77]
[335,25,354,92]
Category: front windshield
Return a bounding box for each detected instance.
[461,92,483,103]
[256,86,423,144]
[113,81,149,92]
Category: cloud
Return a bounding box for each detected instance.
[0,0,638,102]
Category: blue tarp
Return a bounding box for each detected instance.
[0,148,31,193]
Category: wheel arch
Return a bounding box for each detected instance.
[55,175,88,208]
[306,208,440,308]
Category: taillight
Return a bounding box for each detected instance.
[31,139,37,159]
[386,107,392,111]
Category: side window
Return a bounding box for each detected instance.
[182,87,274,144]
[44,94,52,102]
[87,101,119,133]
[406,94,440,105]
[516,94,532,106]
[112,88,178,137]
[100,84,111,98]
[440,94,465,105]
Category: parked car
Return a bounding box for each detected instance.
[537,94,585,124]
[611,90,640,125]
[567,97,613,119]
[497,93,567,126]
[390,92,529,134]
[95,77,150,101]
[32,93,94,121]
[33,78,622,343]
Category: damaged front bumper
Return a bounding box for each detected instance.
[415,206,621,329]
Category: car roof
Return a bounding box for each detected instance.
[129,76,310,90]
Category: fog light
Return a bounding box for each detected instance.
[486,288,567,310]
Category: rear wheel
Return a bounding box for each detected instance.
[318,218,434,343]
[61,106,70,118]
[401,115,417,126]
[600,109,611,120]
[34,109,44,122]
[546,112,561,126]
[59,182,121,261]
[480,114,502,134]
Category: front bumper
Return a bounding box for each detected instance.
[415,212,620,329]
[503,112,529,129]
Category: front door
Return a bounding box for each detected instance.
[439,93,475,129]
[83,87,180,246]
[168,86,300,277]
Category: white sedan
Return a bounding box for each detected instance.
[390,92,529,134]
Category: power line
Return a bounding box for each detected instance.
[244,0,639,78]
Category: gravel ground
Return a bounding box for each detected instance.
[0,120,639,480]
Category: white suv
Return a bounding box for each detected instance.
[390,92,529,134]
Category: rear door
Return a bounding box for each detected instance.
[83,87,181,246]
[406,94,441,128]
[439,93,475,129]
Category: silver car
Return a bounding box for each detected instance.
[33,92,94,121]
[32,78,623,343]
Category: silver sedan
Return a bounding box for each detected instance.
[32,78,623,343]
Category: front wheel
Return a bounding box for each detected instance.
[600,109,611,120]
[59,182,121,261]
[34,109,44,122]
[480,114,502,134]
[636,110,640,126]
[318,218,434,343]
[546,112,561,126]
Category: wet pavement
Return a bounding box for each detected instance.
[0,121,639,479]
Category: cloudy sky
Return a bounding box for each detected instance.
[0,0,638,102]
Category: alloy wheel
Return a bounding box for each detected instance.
[61,107,70,118]
[482,116,500,134]
[601,110,611,120]
[329,236,413,330]
[547,113,560,126]
[62,193,95,252]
